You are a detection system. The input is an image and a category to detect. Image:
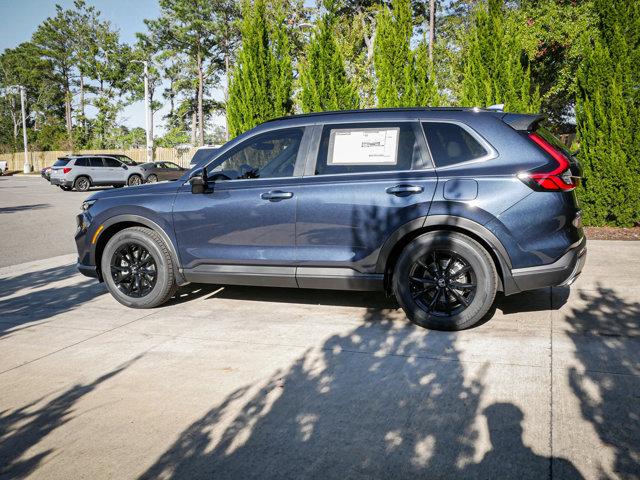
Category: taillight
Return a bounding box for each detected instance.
[519,132,577,191]
[63,167,72,174]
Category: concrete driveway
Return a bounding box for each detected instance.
[0,177,638,479]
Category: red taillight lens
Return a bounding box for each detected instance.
[520,132,577,191]
[63,167,72,174]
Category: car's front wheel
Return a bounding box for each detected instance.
[101,227,177,308]
[127,174,142,186]
[392,231,497,331]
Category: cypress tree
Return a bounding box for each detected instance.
[374,0,416,107]
[459,0,539,112]
[299,3,358,112]
[576,1,640,226]
[227,0,293,137]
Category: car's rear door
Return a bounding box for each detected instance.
[102,157,124,183]
[294,120,438,287]
[173,126,312,287]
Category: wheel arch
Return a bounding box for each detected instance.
[379,216,518,295]
[93,215,187,285]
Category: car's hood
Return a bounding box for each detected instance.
[87,180,182,201]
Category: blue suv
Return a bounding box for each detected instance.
[75,108,586,330]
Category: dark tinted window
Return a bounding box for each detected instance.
[315,123,420,175]
[423,122,488,167]
[103,157,122,168]
[190,148,218,166]
[53,158,70,167]
[90,157,104,167]
[74,158,89,167]
[208,128,303,180]
[113,155,136,165]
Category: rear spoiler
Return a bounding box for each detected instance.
[500,113,545,132]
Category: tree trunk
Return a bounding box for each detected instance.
[65,87,73,150]
[79,74,85,128]
[429,0,435,62]
[191,111,197,146]
[197,49,205,146]
[224,53,230,141]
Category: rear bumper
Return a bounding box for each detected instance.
[510,237,587,292]
[50,177,71,187]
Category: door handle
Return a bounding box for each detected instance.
[386,184,424,196]
[261,190,294,201]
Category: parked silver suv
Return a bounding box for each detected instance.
[50,155,144,191]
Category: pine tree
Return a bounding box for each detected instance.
[459,0,539,112]
[299,5,358,112]
[413,41,441,107]
[227,0,293,137]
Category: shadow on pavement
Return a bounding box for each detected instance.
[139,307,583,479]
[565,284,640,478]
[0,204,51,214]
[0,263,106,338]
[0,355,142,478]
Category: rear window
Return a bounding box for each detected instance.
[53,158,70,167]
[423,122,488,168]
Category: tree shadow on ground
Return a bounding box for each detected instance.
[139,304,582,479]
[564,284,640,478]
[0,354,142,478]
[0,204,50,214]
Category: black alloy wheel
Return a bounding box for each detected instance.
[409,250,477,317]
[110,242,157,298]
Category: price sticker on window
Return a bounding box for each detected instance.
[328,128,400,165]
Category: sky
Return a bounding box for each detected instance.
[0,0,181,134]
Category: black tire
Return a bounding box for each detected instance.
[113,184,124,188]
[392,231,497,331]
[101,226,177,308]
[59,185,72,191]
[127,174,142,186]
[146,174,158,183]
[73,176,91,192]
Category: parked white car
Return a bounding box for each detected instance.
[49,155,145,191]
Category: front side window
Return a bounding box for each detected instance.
[422,122,488,168]
[164,162,181,170]
[208,128,303,181]
[315,123,420,175]
[103,157,122,168]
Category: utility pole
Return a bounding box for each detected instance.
[12,85,30,173]
[142,61,153,163]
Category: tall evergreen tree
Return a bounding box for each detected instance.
[227,0,294,137]
[374,0,416,107]
[459,0,539,112]
[576,1,640,226]
[299,1,358,112]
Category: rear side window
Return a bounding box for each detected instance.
[315,122,421,175]
[53,158,69,167]
[74,158,88,167]
[423,122,488,168]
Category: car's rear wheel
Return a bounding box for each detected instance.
[101,227,177,308]
[392,231,497,331]
[146,174,158,183]
[73,176,91,192]
[127,174,142,186]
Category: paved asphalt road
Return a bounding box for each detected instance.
[0,175,95,268]
[0,177,638,479]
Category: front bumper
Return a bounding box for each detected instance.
[77,261,99,279]
[511,237,587,292]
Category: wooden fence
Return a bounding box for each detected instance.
[0,147,199,172]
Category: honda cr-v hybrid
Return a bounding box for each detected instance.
[75,108,586,330]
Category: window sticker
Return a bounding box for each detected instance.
[327,127,399,165]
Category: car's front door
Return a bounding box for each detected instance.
[102,157,125,183]
[173,126,311,287]
[295,121,438,286]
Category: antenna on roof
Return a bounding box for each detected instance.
[487,104,505,111]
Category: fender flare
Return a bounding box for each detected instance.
[94,214,187,285]
[376,215,519,295]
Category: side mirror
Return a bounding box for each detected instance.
[189,169,211,194]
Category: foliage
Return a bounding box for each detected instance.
[299,3,358,112]
[575,1,640,226]
[458,0,539,112]
[227,0,293,137]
